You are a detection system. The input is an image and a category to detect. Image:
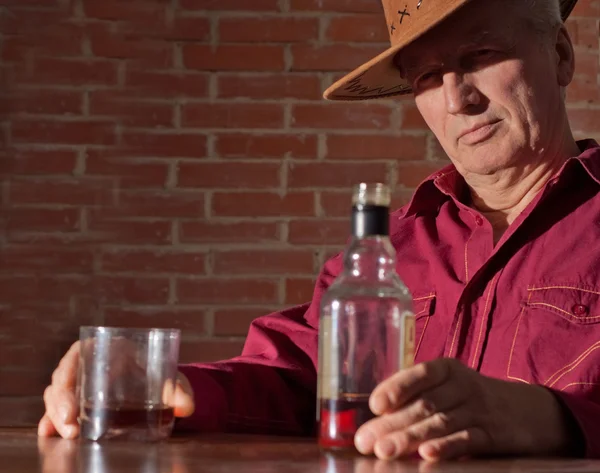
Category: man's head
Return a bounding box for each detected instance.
[395,0,576,178]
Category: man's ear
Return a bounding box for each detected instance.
[555,24,576,87]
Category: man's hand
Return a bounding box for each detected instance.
[354,359,578,461]
[38,341,195,439]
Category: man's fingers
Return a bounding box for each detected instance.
[37,414,58,437]
[417,427,491,462]
[173,372,195,418]
[43,385,79,440]
[371,406,474,460]
[370,360,454,415]
[50,341,80,389]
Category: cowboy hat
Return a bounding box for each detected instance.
[323,0,579,101]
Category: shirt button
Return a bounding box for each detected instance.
[572,304,589,316]
[475,215,484,226]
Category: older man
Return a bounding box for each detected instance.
[39,0,600,462]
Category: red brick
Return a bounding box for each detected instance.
[26,57,118,86]
[125,69,209,98]
[88,23,173,68]
[83,0,167,24]
[182,103,284,129]
[568,75,600,104]
[167,16,210,41]
[326,14,388,42]
[213,307,273,336]
[566,18,599,48]
[1,23,84,60]
[291,44,385,71]
[215,133,318,159]
[291,0,383,12]
[575,49,599,77]
[177,278,279,304]
[390,188,415,210]
[89,90,174,127]
[93,276,170,304]
[104,307,206,333]
[178,161,281,189]
[213,250,315,275]
[183,44,285,71]
[213,192,315,217]
[321,191,353,217]
[0,275,90,304]
[568,108,600,134]
[571,0,600,17]
[180,0,278,10]
[85,150,168,187]
[288,161,388,188]
[326,134,427,160]
[101,249,206,274]
[179,340,245,364]
[180,221,281,244]
[9,178,114,206]
[117,190,206,218]
[0,149,77,175]
[292,103,391,129]
[11,119,116,146]
[0,246,93,273]
[285,277,315,305]
[288,219,348,245]
[4,90,83,115]
[121,131,207,158]
[220,17,318,43]
[217,73,321,100]
[397,162,445,188]
[0,398,45,426]
[0,369,49,397]
[402,103,429,130]
[88,214,172,245]
[5,208,80,233]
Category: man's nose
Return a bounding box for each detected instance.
[443,72,480,114]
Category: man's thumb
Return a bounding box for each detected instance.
[173,372,195,418]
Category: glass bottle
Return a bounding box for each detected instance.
[317,182,415,451]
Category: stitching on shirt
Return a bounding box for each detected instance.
[528,302,600,320]
[560,382,600,392]
[464,228,476,283]
[545,342,600,388]
[448,306,463,359]
[528,285,600,295]
[413,293,435,301]
[506,291,532,384]
[435,169,458,180]
[414,306,431,358]
[470,274,498,369]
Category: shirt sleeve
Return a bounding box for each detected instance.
[550,388,600,458]
[175,253,341,437]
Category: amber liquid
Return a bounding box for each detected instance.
[80,403,175,441]
[319,395,375,451]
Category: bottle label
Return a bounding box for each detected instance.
[401,312,416,370]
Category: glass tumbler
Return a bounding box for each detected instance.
[77,326,181,442]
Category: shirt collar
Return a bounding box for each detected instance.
[401,139,600,218]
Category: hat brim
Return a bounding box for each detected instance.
[323,0,579,101]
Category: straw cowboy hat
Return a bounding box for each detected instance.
[323,0,579,101]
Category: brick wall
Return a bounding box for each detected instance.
[0,0,598,426]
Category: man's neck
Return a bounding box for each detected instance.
[466,138,581,244]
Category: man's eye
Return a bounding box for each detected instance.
[414,71,439,88]
[473,49,495,59]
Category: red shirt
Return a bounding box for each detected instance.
[178,140,600,458]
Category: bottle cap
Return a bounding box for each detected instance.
[352,183,391,207]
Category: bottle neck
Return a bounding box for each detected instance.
[351,204,389,239]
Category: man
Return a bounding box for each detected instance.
[39,0,600,462]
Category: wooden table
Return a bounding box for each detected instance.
[3,428,600,473]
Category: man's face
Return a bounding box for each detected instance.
[398,1,566,177]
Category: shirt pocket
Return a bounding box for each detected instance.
[507,285,600,391]
[412,292,436,360]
